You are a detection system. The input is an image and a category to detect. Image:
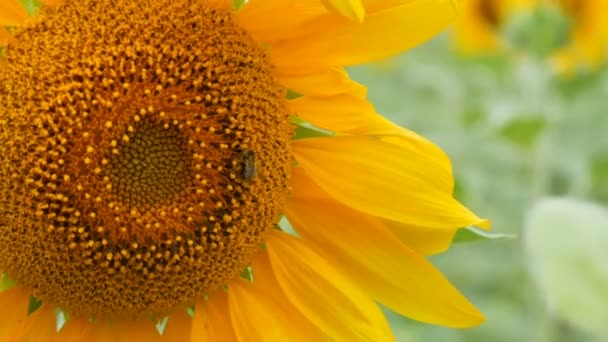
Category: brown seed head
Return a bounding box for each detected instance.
[0,0,292,317]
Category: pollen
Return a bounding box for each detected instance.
[0,0,291,317]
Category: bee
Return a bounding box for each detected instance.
[238,149,257,181]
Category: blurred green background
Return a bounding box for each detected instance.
[350,30,608,341]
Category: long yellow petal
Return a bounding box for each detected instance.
[321,0,365,22]
[292,135,486,229]
[265,230,394,341]
[0,27,12,47]
[39,0,66,6]
[0,286,30,341]
[54,317,91,341]
[270,0,457,70]
[381,218,458,255]
[290,92,470,198]
[286,169,484,326]
[289,93,391,133]
[62,317,161,342]
[279,67,367,98]
[229,280,292,341]
[162,310,193,341]
[191,290,238,342]
[0,0,29,26]
[248,250,330,341]
[290,166,458,255]
[12,305,58,341]
[234,0,328,43]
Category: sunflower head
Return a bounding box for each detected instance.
[1,0,490,340]
[0,0,292,318]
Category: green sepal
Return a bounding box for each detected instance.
[232,0,247,10]
[155,316,169,335]
[240,265,254,282]
[0,273,16,291]
[291,116,335,140]
[55,308,68,332]
[19,0,41,15]
[28,296,42,315]
[277,216,299,237]
[453,227,516,243]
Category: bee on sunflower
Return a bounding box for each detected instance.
[0,0,488,340]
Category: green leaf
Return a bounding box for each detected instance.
[499,117,546,149]
[461,106,486,129]
[557,70,603,98]
[453,227,516,243]
[525,197,608,339]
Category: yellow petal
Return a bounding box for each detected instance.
[64,317,161,342]
[381,218,458,255]
[289,93,467,198]
[39,0,66,6]
[162,310,193,341]
[291,166,458,255]
[13,305,58,341]
[279,67,367,98]
[321,0,365,22]
[292,135,487,229]
[229,279,298,341]
[0,27,12,47]
[234,0,328,43]
[265,230,394,341]
[290,93,459,195]
[54,317,91,341]
[0,286,30,341]
[191,291,238,342]
[270,0,457,70]
[286,170,484,326]
[0,0,29,26]
[249,250,330,340]
[289,93,391,134]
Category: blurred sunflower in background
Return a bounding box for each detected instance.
[453,0,534,53]
[0,0,488,340]
[551,0,608,72]
[454,0,608,72]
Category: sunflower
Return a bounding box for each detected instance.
[0,0,489,340]
[552,0,608,71]
[453,0,535,53]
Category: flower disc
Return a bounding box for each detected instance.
[0,0,292,317]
